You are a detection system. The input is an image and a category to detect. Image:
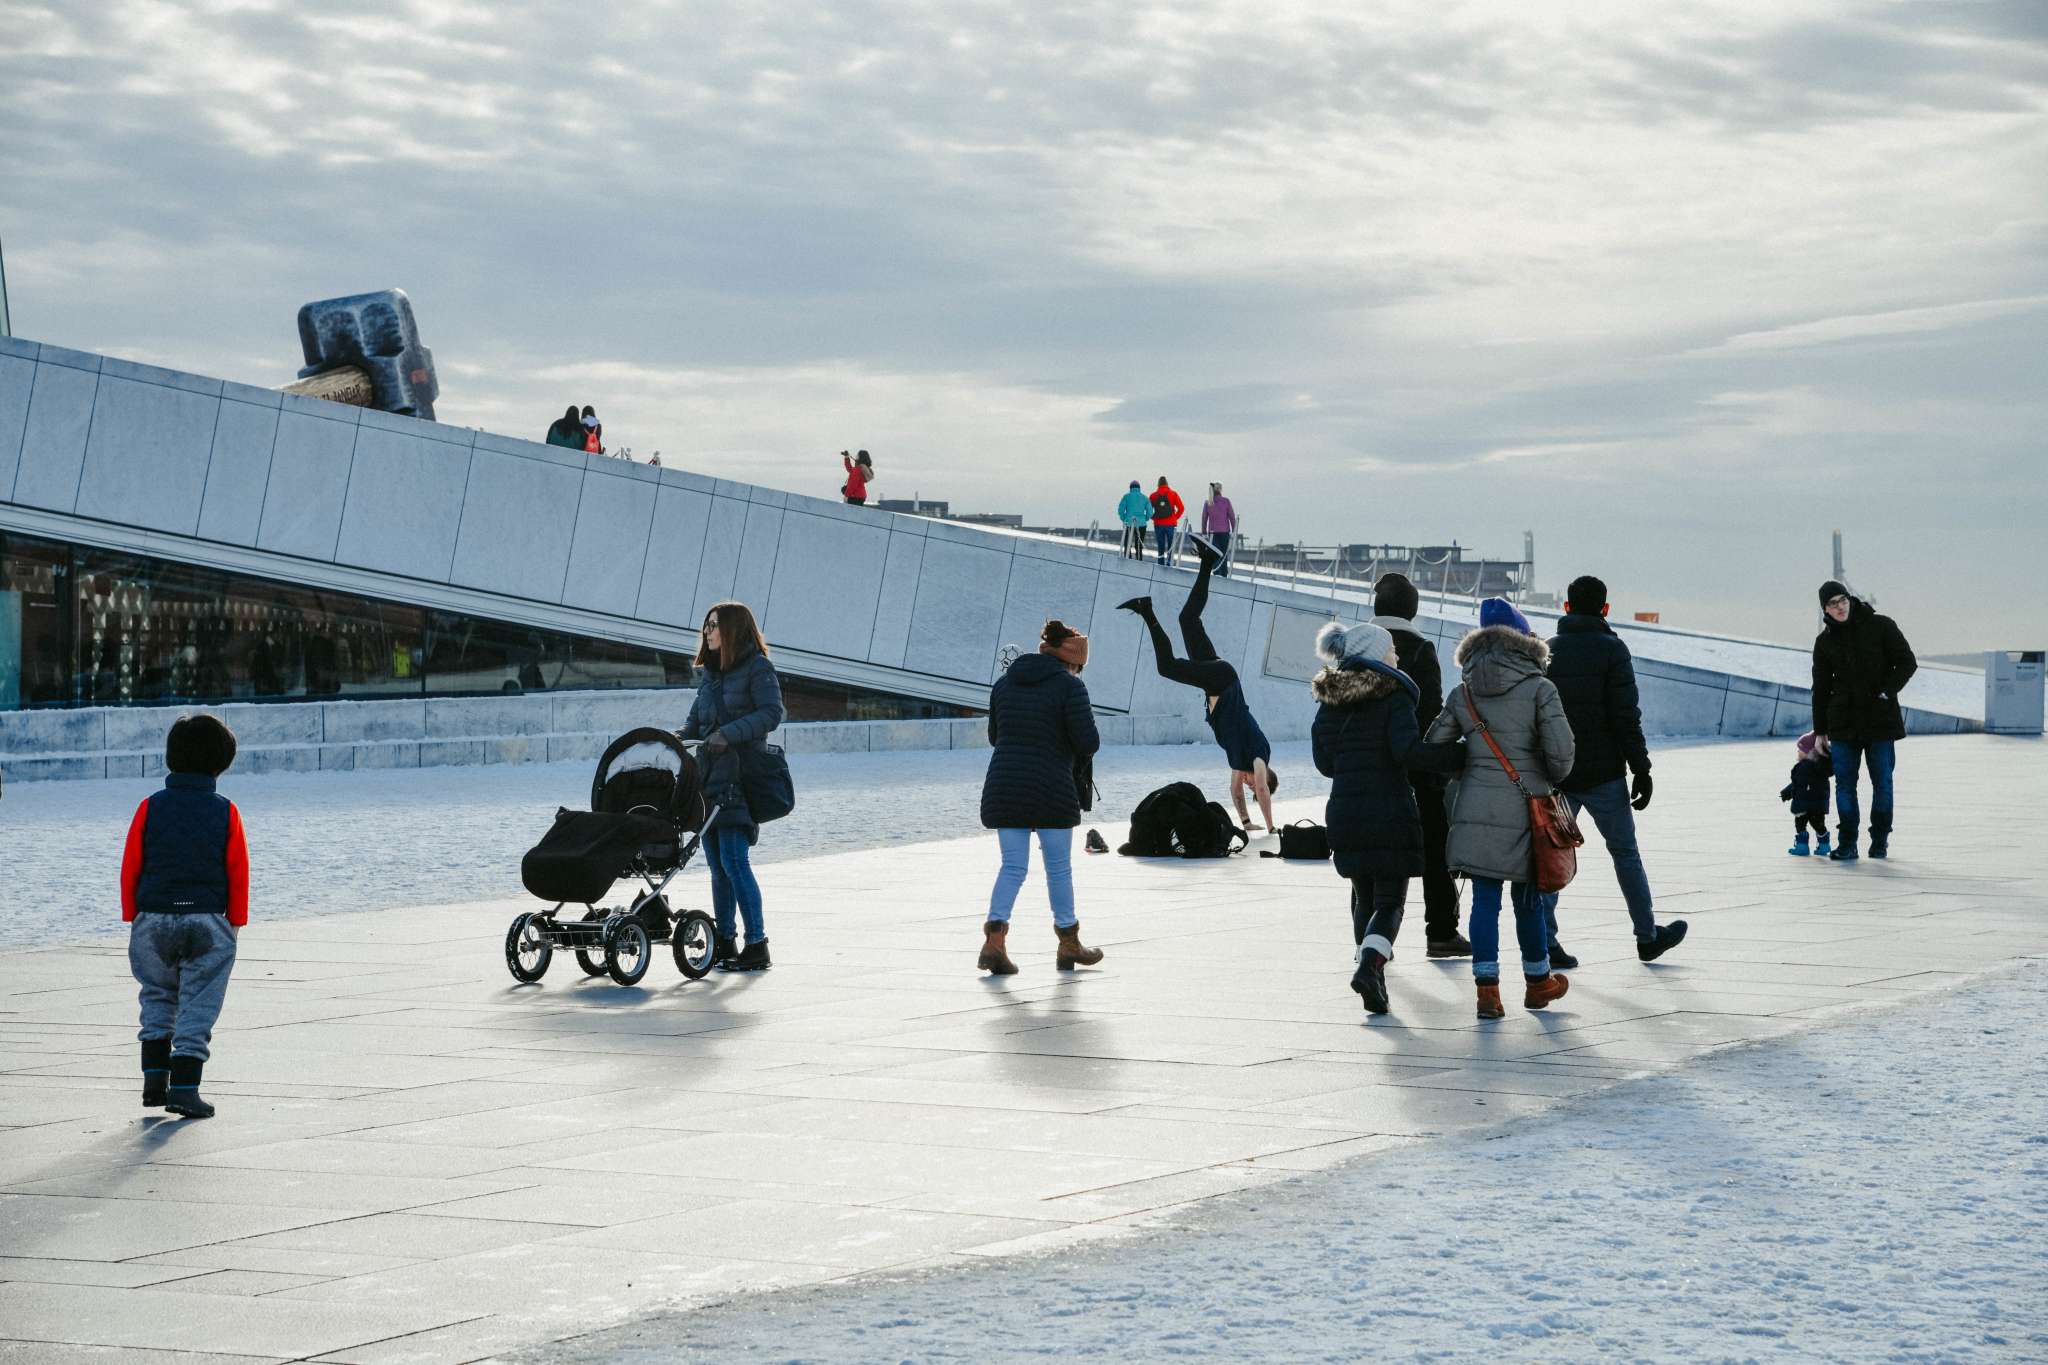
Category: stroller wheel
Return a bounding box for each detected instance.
[573,908,610,977]
[505,913,552,983]
[672,910,718,979]
[606,919,652,986]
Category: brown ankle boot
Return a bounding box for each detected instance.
[1524,973,1569,1010]
[1476,980,1505,1020]
[1055,922,1103,970]
[978,920,1018,975]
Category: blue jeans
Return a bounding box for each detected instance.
[1206,530,1232,576]
[1831,739,1895,831]
[705,824,766,944]
[130,912,237,1061]
[988,828,1076,928]
[1154,524,1176,563]
[1469,878,1550,980]
[1540,778,1657,944]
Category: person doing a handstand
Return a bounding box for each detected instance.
[1119,539,1279,832]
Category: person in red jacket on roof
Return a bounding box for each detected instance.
[1148,477,1185,565]
[121,714,249,1120]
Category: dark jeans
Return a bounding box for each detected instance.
[845,495,866,505]
[130,912,237,1061]
[1349,876,1408,959]
[1141,553,1237,696]
[1413,777,1460,938]
[1122,525,1146,559]
[1204,530,1232,576]
[1154,524,1177,563]
[1831,739,1895,833]
[1540,777,1656,944]
[1469,878,1548,979]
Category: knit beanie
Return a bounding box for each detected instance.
[1372,573,1419,621]
[1315,620,1393,667]
[1039,622,1088,671]
[1478,598,1532,634]
[1818,579,1850,605]
[1796,731,1818,757]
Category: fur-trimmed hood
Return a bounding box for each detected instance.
[1311,658,1418,708]
[1454,624,1550,698]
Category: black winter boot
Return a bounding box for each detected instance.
[1548,944,1579,970]
[713,934,738,968]
[1351,949,1389,1015]
[163,1055,214,1119]
[1830,821,1860,861]
[141,1037,171,1108]
[1868,814,1892,859]
[720,939,771,972]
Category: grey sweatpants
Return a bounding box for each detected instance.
[130,912,237,1060]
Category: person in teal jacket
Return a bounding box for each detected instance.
[1115,481,1151,560]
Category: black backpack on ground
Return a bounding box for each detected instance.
[1120,782,1247,859]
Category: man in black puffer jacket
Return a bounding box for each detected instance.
[1812,580,1915,861]
[1541,576,1686,964]
[1369,573,1468,958]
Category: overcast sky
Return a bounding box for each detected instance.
[4,0,2042,651]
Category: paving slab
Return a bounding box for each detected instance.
[0,734,2042,1362]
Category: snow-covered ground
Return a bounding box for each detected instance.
[525,961,2048,1365]
[0,742,1328,948]
[0,736,1735,949]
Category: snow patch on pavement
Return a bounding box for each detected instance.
[523,961,2048,1364]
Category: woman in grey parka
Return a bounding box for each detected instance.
[1426,599,1575,1019]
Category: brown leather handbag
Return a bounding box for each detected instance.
[1462,683,1585,894]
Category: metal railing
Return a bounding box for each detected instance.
[1066,523,1535,604]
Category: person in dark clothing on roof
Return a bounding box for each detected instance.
[1812,580,1916,861]
[1538,576,1687,965]
[545,406,584,448]
[1368,572,1468,959]
[1119,538,1279,833]
[977,621,1103,975]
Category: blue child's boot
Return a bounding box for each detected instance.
[1815,831,1831,858]
[141,1036,171,1107]
[1788,832,1810,856]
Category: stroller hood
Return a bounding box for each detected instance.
[592,727,705,832]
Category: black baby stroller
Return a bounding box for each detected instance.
[505,728,723,986]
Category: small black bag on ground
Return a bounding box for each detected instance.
[521,807,679,904]
[1260,820,1330,861]
[1120,782,1247,859]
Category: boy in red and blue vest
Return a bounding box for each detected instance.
[120,715,248,1119]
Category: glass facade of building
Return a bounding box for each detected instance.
[0,530,975,721]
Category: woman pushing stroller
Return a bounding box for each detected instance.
[681,601,785,972]
[1119,537,1278,832]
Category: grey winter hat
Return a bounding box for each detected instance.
[1315,620,1393,667]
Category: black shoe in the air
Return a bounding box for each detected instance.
[1636,921,1688,962]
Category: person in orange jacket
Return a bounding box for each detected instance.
[121,714,249,1119]
[1148,477,1185,565]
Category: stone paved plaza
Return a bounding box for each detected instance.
[1,734,2042,1364]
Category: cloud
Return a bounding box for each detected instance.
[1693,295,2048,354]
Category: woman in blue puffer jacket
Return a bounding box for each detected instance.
[976,620,1102,975]
[681,601,785,972]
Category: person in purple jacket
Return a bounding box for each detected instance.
[1196,483,1238,577]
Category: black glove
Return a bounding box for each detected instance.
[1630,771,1653,811]
[704,730,730,754]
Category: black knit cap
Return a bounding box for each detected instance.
[1819,579,1850,605]
[1373,572,1419,621]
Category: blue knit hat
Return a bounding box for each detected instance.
[1478,598,1532,634]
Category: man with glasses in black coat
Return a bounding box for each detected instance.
[1812,580,1916,861]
